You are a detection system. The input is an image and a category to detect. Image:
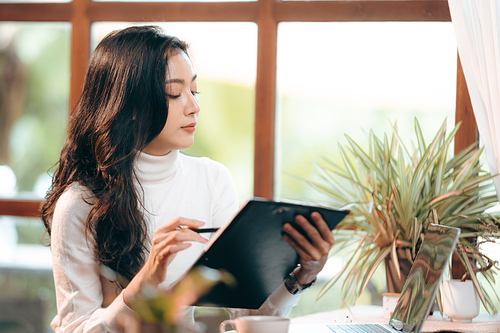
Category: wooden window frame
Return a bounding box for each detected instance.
[0,0,476,277]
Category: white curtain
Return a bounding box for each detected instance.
[448,0,500,201]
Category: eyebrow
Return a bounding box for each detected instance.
[166,74,197,85]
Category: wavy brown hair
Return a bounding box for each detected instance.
[41,25,188,283]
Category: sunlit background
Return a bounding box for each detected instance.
[1,19,499,331]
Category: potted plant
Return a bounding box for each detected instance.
[306,118,500,313]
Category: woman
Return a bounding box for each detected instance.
[41,25,334,332]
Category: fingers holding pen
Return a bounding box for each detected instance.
[141,217,209,287]
[158,216,206,233]
[152,218,209,254]
[153,226,208,251]
[125,217,209,303]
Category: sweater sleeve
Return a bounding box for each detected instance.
[50,185,135,333]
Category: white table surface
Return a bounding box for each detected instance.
[288,305,500,333]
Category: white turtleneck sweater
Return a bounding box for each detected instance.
[50,151,300,332]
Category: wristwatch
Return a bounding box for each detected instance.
[284,271,316,295]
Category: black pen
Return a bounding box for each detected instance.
[192,228,219,233]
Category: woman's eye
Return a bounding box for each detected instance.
[167,94,181,99]
[191,91,200,96]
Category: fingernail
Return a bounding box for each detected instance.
[198,220,205,226]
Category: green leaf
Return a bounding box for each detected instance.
[390,231,402,280]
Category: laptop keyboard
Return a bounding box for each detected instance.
[327,323,394,333]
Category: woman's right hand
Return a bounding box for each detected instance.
[124,217,208,304]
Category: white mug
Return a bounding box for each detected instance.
[219,315,290,333]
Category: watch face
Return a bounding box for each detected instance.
[285,272,316,295]
[284,272,315,295]
[284,274,298,294]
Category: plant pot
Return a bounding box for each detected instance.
[384,248,413,293]
[442,279,480,322]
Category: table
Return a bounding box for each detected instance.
[289,305,500,333]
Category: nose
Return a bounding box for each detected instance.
[187,93,201,116]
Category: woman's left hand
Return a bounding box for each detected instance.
[282,211,335,285]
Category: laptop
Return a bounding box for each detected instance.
[289,224,460,333]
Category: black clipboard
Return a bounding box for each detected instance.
[180,198,349,309]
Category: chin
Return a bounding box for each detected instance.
[177,142,195,151]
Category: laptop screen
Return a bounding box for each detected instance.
[389,224,460,333]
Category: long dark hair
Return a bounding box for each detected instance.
[41,25,189,282]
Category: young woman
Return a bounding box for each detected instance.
[41,25,335,332]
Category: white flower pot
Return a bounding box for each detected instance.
[442,279,480,322]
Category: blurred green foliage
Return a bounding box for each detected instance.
[3,24,70,194]
[278,91,458,204]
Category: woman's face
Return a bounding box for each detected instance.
[143,51,200,156]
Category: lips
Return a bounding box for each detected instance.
[182,122,197,133]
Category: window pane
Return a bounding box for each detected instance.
[0,23,70,198]
[92,22,256,200]
[276,22,457,315]
[276,22,457,202]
